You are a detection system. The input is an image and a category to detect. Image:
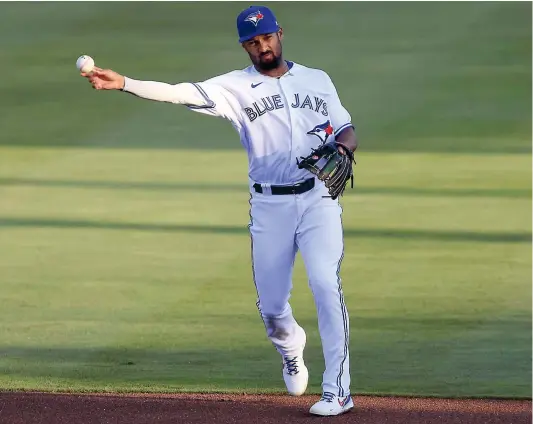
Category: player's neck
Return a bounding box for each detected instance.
[255,59,290,78]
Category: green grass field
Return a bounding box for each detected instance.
[0,2,531,398]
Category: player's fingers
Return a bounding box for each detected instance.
[91,68,108,77]
[97,82,114,90]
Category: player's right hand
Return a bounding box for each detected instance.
[81,67,125,90]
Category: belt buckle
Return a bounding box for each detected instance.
[292,181,302,194]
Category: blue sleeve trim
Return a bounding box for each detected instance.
[187,83,216,109]
[334,123,354,136]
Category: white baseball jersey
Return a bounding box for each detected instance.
[187,61,353,185]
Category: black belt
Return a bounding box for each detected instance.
[253,178,315,195]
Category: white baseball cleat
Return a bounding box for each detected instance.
[282,354,309,396]
[309,392,354,416]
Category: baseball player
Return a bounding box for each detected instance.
[81,5,358,416]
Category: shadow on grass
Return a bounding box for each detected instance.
[0,345,289,392]
[0,217,530,243]
[0,312,530,398]
[0,177,530,198]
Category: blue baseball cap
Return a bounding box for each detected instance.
[237,5,280,43]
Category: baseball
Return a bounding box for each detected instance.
[76,55,95,73]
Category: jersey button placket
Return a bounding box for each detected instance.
[277,77,295,183]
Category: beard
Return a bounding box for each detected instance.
[255,51,282,71]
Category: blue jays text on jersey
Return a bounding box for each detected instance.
[244,93,328,122]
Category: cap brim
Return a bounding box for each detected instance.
[239,25,280,43]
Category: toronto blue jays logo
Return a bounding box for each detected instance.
[245,10,264,26]
[307,120,334,144]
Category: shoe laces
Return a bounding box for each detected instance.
[283,356,300,376]
[320,392,335,403]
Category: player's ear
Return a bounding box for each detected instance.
[277,27,283,41]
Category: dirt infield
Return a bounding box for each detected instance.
[0,392,530,424]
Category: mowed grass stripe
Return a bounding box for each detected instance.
[0,177,530,199]
[0,217,530,244]
[0,149,528,192]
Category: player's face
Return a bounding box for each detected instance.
[242,30,283,71]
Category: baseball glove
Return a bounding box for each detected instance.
[297,141,355,200]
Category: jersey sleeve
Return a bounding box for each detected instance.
[187,77,243,128]
[324,74,355,138]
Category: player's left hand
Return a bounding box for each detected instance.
[297,141,355,199]
[336,144,348,155]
